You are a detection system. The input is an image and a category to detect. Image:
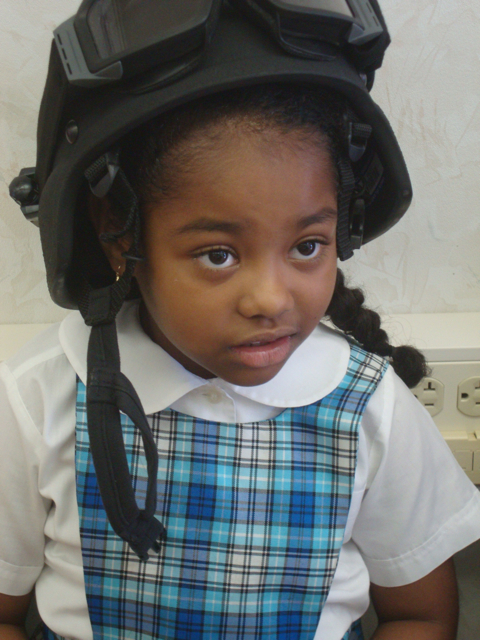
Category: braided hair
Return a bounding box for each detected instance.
[326,270,428,387]
[100,84,428,389]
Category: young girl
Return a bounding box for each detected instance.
[2,2,480,640]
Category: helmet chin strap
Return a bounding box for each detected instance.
[79,155,165,561]
[336,157,356,261]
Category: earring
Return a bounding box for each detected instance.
[115,265,122,282]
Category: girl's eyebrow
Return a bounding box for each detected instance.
[175,208,337,236]
[175,218,244,235]
[297,209,337,230]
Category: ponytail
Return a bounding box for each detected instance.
[326,270,429,388]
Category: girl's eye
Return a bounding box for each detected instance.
[196,248,237,269]
[290,240,322,260]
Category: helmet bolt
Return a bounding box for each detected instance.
[9,174,38,206]
[65,120,79,144]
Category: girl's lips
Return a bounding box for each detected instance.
[229,335,293,368]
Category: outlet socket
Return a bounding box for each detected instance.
[412,377,444,417]
[420,362,480,433]
[417,363,480,485]
[458,377,480,417]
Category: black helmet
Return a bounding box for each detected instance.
[10,0,411,311]
[8,0,412,559]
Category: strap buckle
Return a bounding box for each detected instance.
[85,149,120,198]
[350,199,365,250]
[348,122,372,162]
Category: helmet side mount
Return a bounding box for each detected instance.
[9,168,40,226]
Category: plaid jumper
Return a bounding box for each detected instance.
[44,344,386,640]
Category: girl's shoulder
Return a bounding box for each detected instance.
[4,322,66,376]
[1,317,77,439]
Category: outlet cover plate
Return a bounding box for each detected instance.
[427,362,480,433]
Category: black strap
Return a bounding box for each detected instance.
[86,322,165,560]
[78,156,165,560]
[336,158,356,261]
[78,162,142,326]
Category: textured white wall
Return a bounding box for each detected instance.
[344,0,480,314]
[0,0,79,323]
[0,0,479,323]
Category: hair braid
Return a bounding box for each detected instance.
[326,270,429,388]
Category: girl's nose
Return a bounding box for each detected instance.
[237,264,295,320]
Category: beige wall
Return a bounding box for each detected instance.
[0,0,479,323]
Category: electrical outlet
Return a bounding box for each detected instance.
[457,377,480,417]
[419,362,480,434]
[412,377,444,417]
[415,363,480,484]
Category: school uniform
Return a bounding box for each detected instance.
[1,300,479,640]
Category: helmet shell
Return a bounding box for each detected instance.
[36,5,412,309]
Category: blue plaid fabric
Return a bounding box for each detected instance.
[342,619,364,640]
[64,344,384,640]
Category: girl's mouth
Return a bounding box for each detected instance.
[230,334,294,368]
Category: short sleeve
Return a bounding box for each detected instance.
[0,363,49,595]
[352,367,480,587]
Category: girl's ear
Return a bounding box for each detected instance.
[87,192,132,276]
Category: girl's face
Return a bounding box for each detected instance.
[134,130,338,386]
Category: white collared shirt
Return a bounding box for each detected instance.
[1,300,480,640]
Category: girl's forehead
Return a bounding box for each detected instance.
[174,124,334,186]
[190,119,329,157]
[144,133,337,235]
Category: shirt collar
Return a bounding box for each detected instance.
[60,300,350,415]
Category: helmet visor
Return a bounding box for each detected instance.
[55,0,387,87]
[55,0,220,86]
[235,0,383,44]
[84,0,215,61]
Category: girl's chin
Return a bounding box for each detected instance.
[209,357,291,388]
